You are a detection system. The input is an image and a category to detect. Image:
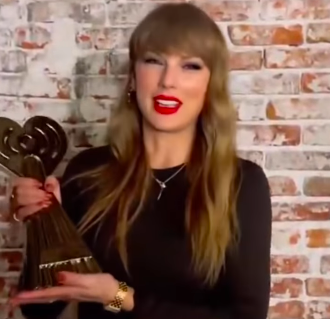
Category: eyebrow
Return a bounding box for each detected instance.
[141,51,204,64]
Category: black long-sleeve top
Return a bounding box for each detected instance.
[20,145,272,319]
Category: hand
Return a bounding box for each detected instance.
[11,176,61,221]
[9,271,134,311]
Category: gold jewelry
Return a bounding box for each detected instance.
[10,193,16,207]
[10,193,20,222]
[12,212,20,222]
[127,90,134,105]
[103,281,128,313]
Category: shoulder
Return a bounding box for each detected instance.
[68,145,113,167]
[61,145,115,181]
[236,158,269,194]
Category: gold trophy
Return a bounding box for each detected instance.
[0,116,100,291]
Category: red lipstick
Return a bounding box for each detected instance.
[153,95,182,115]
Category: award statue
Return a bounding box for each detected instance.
[0,116,101,291]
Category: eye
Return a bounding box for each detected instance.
[183,62,202,70]
[143,57,162,65]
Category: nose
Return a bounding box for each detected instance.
[158,63,177,89]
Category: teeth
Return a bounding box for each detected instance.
[156,99,179,108]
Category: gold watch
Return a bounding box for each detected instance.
[103,281,128,313]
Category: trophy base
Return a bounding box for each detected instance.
[19,255,101,291]
[18,200,102,291]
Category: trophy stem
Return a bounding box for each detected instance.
[17,155,101,291]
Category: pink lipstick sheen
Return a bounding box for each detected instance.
[153,95,182,115]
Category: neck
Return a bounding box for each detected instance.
[143,124,195,169]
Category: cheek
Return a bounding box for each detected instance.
[182,74,209,112]
[135,65,158,98]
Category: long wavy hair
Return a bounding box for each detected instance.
[75,3,239,287]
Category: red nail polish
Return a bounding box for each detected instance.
[42,202,51,208]
[46,185,54,192]
[57,272,65,283]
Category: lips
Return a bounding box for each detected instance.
[153,95,182,115]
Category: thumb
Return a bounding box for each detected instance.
[44,176,61,203]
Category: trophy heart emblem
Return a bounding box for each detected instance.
[0,116,67,178]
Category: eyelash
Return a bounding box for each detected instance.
[143,58,202,70]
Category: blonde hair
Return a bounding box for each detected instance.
[75,3,239,286]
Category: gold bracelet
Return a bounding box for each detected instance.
[103,281,128,313]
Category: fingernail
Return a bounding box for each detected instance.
[44,196,52,203]
[42,201,51,208]
[57,272,65,283]
[45,184,54,192]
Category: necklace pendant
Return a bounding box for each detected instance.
[157,182,166,200]
[153,164,186,201]
[157,181,166,200]
[157,190,162,200]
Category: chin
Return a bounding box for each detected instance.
[142,110,197,134]
[148,120,193,134]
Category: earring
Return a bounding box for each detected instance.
[127,88,135,104]
[127,90,132,104]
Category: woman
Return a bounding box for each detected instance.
[9,3,272,319]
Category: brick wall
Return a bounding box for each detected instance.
[0,0,329,318]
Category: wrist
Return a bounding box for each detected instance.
[103,279,134,313]
[122,286,134,311]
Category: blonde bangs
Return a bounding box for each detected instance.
[129,4,218,68]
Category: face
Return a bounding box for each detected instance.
[133,52,210,134]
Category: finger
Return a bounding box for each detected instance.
[15,203,49,220]
[11,293,98,306]
[12,178,42,188]
[13,286,83,301]
[15,189,50,205]
[57,272,92,289]
[10,191,49,219]
[15,187,46,197]
[10,297,60,306]
[44,176,61,203]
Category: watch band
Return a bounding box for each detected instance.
[103,281,128,313]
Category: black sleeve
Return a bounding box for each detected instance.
[223,162,272,319]
[132,162,272,319]
[19,150,91,319]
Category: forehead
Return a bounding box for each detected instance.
[129,6,222,68]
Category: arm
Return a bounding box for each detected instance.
[223,162,272,319]
[132,162,272,319]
